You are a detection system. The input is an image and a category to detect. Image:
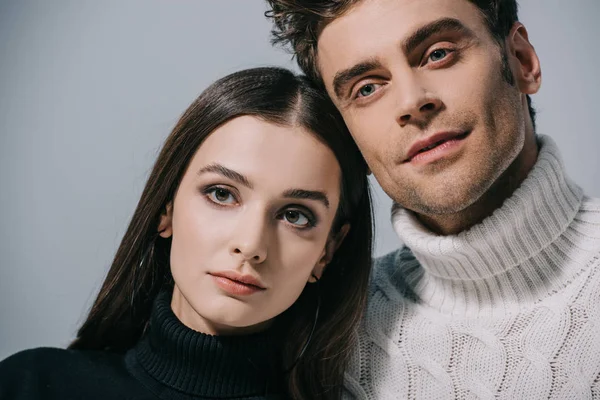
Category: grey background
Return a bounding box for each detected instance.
[0,1,598,360]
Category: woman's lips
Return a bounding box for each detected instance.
[209,272,266,296]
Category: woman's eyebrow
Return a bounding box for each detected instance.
[197,163,253,189]
[282,188,330,209]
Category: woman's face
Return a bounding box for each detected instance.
[159,115,344,335]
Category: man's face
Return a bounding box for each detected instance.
[317,0,531,215]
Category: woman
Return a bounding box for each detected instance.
[0,67,372,399]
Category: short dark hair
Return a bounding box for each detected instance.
[266,0,536,129]
[69,67,373,400]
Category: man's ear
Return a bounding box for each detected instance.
[506,22,542,95]
[309,223,351,282]
[157,202,173,238]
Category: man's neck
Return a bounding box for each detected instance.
[417,133,539,235]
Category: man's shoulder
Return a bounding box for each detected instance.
[372,246,418,280]
[580,195,600,213]
[369,246,421,300]
[374,246,414,267]
[373,248,400,269]
[573,195,600,252]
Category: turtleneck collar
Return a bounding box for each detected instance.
[127,290,283,398]
[392,135,583,281]
[387,135,585,316]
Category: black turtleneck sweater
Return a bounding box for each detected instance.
[0,292,285,399]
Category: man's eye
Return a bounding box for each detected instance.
[208,187,236,204]
[357,83,381,98]
[429,49,448,62]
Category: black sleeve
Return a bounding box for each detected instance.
[0,348,53,400]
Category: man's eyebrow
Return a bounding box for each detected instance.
[332,59,382,100]
[197,163,253,189]
[282,188,330,208]
[331,19,472,100]
[403,17,474,55]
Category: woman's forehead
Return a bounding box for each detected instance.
[187,115,342,196]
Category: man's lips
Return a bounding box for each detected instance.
[404,131,469,162]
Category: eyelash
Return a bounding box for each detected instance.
[277,207,317,229]
[422,46,456,67]
[201,186,318,230]
[202,185,238,207]
[353,82,385,100]
[350,46,457,101]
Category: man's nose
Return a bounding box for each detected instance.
[395,74,442,127]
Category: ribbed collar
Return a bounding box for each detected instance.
[392,135,583,282]
[129,291,283,399]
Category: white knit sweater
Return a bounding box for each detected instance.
[344,136,600,399]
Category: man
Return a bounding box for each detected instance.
[266,0,600,398]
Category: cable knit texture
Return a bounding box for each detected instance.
[344,135,600,399]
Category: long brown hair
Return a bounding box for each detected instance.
[69,67,373,399]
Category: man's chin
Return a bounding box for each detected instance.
[405,200,475,216]
[396,180,491,216]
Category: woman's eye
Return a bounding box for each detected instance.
[283,210,311,227]
[356,83,381,98]
[208,187,236,205]
[428,48,448,62]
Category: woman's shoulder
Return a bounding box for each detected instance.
[1,346,122,373]
[0,347,138,399]
[1,347,78,377]
[3,346,84,362]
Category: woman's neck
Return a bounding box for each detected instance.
[170,285,272,336]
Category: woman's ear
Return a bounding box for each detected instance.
[158,202,173,238]
[310,223,351,282]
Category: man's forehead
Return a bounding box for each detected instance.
[316,0,485,80]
